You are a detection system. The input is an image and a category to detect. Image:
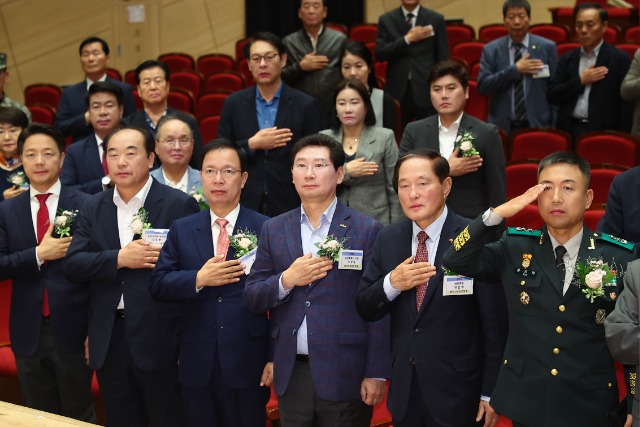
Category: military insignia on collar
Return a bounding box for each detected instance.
[600,233,635,251]
[519,291,530,305]
[588,237,595,250]
[539,233,544,245]
[522,253,532,268]
[595,309,606,325]
[339,224,347,228]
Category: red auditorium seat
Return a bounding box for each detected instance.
[509,128,572,161]
[506,160,539,199]
[167,87,195,115]
[465,80,488,122]
[556,42,581,58]
[124,69,136,87]
[205,71,245,94]
[196,93,229,121]
[584,208,606,231]
[575,131,640,169]
[446,24,476,52]
[199,115,220,144]
[236,38,249,62]
[529,23,570,43]
[349,23,378,44]
[170,70,204,101]
[590,165,626,205]
[236,58,255,87]
[106,67,122,81]
[28,105,56,125]
[326,22,348,35]
[604,25,622,44]
[451,42,485,70]
[626,26,640,43]
[197,54,235,79]
[158,52,195,74]
[615,43,640,58]
[24,84,62,112]
[506,203,544,229]
[478,23,508,43]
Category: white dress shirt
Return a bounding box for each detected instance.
[162,168,189,193]
[573,40,603,119]
[438,112,464,159]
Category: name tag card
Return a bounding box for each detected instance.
[533,64,550,79]
[443,275,474,296]
[338,249,363,270]
[239,247,257,275]
[142,229,169,247]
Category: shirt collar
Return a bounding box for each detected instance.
[30,179,61,199]
[113,175,153,207]
[412,205,448,242]
[95,134,104,147]
[161,167,189,190]
[306,25,324,39]
[548,228,584,261]
[300,197,338,228]
[581,40,604,58]
[509,33,530,48]
[402,5,420,17]
[86,74,107,90]
[210,203,241,230]
[438,112,464,132]
[144,108,168,130]
[256,82,283,103]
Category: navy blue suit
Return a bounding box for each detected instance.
[60,134,104,194]
[217,84,321,217]
[0,186,94,420]
[64,179,199,427]
[356,212,507,426]
[598,166,640,246]
[151,206,270,427]
[55,77,136,141]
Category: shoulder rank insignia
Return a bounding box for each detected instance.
[600,233,635,251]
[508,227,542,237]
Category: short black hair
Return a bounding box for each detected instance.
[573,3,608,22]
[85,81,124,107]
[341,41,379,89]
[300,0,325,6]
[502,0,531,18]
[135,60,170,85]
[291,133,345,170]
[104,126,155,157]
[393,149,450,192]
[201,139,248,172]
[538,151,591,187]
[155,115,193,140]
[244,32,286,58]
[429,59,469,90]
[79,37,109,56]
[330,79,376,131]
[0,106,29,129]
[18,123,65,155]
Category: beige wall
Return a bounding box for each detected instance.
[2,0,573,104]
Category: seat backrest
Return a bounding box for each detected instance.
[506,204,544,229]
[167,88,195,114]
[583,209,606,231]
[510,128,572,161]
[590,168,622,204]
[170,70,204,100]
[529,23,569,43]
[465,80,488,122]
[615,43,639,58]
[197,54,235,79]
[576,132,640,168]
[506,162,539,199]
[349,24,378,43]
[158,52,195,74]
[24,84,62,111]
[199,115,220,144]
[196,93,229,121]
[626,26,640,43]
[205,72,245,94]
[556,42,581,57]
[446,24,476,52]
[28,105,56,125]
[451,42,485,66]
[478,24,507,43]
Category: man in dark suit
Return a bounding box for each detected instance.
[60,81,123,194]
[150,139,270,427]
[356,150,508,427]
[547,4,633,140]
[399,60,506,220]
[55,37,136,142]
[64,127,199,427]
[443,151,637,427]
[244,134,390,427]
[217,32,321,218]
[597,166,640,246]
[477,0,558,134]
[376,0,449,128]
[0,124,93,421]
[122,59,203,170]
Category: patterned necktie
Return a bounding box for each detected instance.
[101,142,109,176]
[415,231,429,311]
[512,43,527,122]
[406,13,414,30]
[555,245,567,294]
[36,193,51,317]
[215,218,230,259]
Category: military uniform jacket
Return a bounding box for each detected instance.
[443,216,637,427]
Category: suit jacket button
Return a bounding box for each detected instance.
[558,304,566,312]
[556,326,563,333]
[414,328,421,333]
[551,369,558,376]
[608,383,613,388]
[293,329,297,335]
[218,297,223,302]
[553,348,560,355]
[504,359,508,365]
[305,301,311,308]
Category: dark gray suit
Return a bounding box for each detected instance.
[399,113,506,219]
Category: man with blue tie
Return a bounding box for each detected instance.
[477,0,557,134]
[151,139,270,427]
[244,133,390,427]
[0,124,93,421]
[60,81,123,194]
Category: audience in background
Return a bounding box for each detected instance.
[320,78,401,225]
[56,37,135,142]
[620,48,640,137]
[0,53,31,121]
[0,107,29,201]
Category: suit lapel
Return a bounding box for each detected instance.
[532,227,564,297]
[274,85,292,129]
[357,127,376,160]
[194,210,214,262]
[85,136,103,179]
[143,180,164,227]
[102,193,121,249]
[285,208,304,263]
[310,202,351,290]
[425,117,440,151]
[16,192,38,247]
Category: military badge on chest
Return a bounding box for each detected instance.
[516,253,537,305]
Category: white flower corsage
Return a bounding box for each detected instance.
[455,131,479,157]
[228,229,259,258]
[131,207,151,236]
[53,209,78,238]
[315,235,348,262]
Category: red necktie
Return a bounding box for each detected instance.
[36,193,51,317]
[101,143,109,176]
[216,218,230,259]
[415,231,429,311]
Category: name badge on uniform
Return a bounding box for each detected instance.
[338,249,363,270]
[239,247,257,275]
[533,64,550,79]
[443,275,474,296]
[142,229,169,247]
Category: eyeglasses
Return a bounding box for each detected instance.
[159,138,192,146]
[293,163,333,173]
[202,168,241,178]
[249,52,279,64]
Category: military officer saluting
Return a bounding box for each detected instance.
[444,151,637,427]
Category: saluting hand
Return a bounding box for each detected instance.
[492,183,547,220]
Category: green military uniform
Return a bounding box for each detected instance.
[443,216,637,427]
[0,94,31,122]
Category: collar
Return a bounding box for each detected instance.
[161,167,189,189]
[509,33,530,48]
[95,134,104,147]
[412,205,448,241]
[548,228,583,261]
[581,40,604,58]
[113,175,153,206]
[210,203,241,230]
[144,108,168,129]
[256,82,283,103]
[305,25,324,39]
[438,112,464,132]
[30,179,61,199]
[402,5,420,17]
[86,74,107,90]
[300,197,338,227]
[0,152,20,169]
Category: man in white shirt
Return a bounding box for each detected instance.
[64,127,199,427]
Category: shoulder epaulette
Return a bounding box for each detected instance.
[599,233,635,251]
[508,227,542,237]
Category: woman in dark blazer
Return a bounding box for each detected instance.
[0,107,29,201]
[321,79,401,225]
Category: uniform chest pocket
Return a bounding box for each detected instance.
[505,269,543,316]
